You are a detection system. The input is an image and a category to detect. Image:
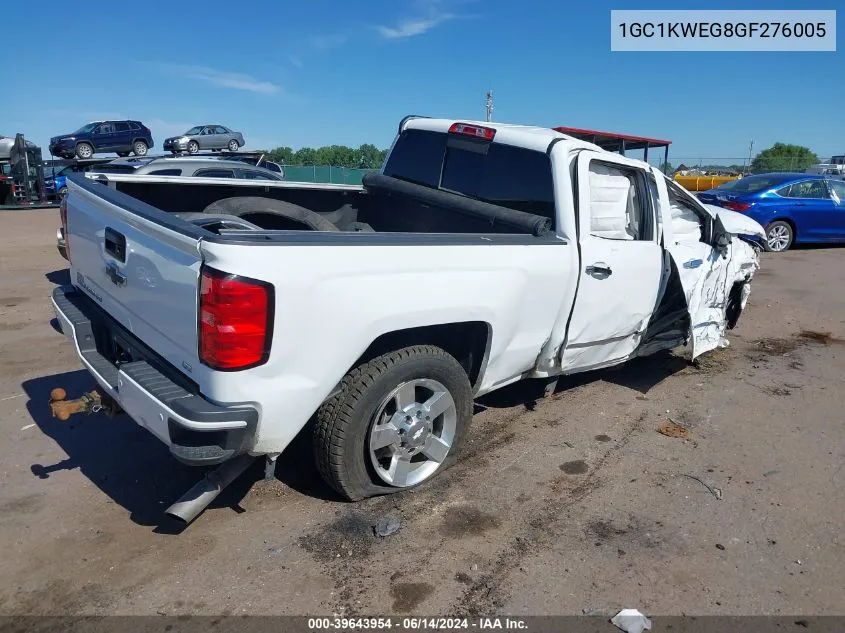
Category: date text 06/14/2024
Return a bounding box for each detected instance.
[307,617,528,630]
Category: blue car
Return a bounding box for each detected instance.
[49,120,154,159]
[698,173,845,252]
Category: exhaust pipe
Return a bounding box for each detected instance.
[165,454,256,524]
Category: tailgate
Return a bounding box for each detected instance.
[65,175,203,376]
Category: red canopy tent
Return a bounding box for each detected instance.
[552,126,672,173]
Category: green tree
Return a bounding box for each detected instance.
[751,143,818,174]
[267,143,389,168]
[659,161,673,174]
[293,147,317,165]
[266,146,294,164]
[357,143,386,169]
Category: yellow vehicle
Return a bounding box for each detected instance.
[673,174,741,192]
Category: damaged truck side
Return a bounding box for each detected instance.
[52,117,764,520]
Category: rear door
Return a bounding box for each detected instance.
[66,175,204,373]
[560,151,663,371]
[113,121,132,151]
[828,180,845,238]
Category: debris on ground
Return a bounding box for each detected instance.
[682,473,723,500]
[657,420,690,439]
[611,609,652,633]
[373,515,403,538]
[798,330,844,345]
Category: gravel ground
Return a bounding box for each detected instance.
[0,209,843,617]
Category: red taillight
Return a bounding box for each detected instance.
[60,196,71,261]
[723,201,751,212]
[199,267,273,371]
[448,122,495,141]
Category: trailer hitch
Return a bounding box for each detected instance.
[49,388,120,421]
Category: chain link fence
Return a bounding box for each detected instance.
[281,165,378,185]
[644,155,831,175]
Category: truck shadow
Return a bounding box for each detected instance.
[45,268,70,286]
[477,350,688,409]
[20,351,688,526]
[21,369,260,532]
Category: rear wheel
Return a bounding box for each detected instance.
[187,140,199,154]
[133,140,148,156]
[314,346,472,500]
[75,143,93,159]
[765,221,794,252]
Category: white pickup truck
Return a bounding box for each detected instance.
[52,116,765,520]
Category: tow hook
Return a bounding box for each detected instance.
[48,388,120,421]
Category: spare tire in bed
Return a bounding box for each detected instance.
[202,197,340,232]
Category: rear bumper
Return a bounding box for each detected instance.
[51,285,257,466]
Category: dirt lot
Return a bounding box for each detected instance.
[0,208,843,617]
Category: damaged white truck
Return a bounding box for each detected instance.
[51,116,765,523]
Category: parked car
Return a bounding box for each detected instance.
[54,157,283,259]
[92,156,283,179]
[43,163,105,199]
[220,154,284,176]
[163,125,245,154]
[49,121,154,159]
[698,173,845,252]
[53,116,763,523]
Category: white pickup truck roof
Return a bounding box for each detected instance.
[404,117,609,156]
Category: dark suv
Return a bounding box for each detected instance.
[49,121,154,159]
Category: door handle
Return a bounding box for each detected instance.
[104,227,126,263]
[586,262,612,277]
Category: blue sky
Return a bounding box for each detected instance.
[2,0,842,166]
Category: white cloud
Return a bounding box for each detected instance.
[376,0,473,39]
[143,62,281,94]
[376,14,456,38]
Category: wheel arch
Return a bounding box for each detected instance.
[768,216,798,238]
[352,321,492,393]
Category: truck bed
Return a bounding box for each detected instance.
[84,171,554,240]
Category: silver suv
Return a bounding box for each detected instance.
[94,156,284,180]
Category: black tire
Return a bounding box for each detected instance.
[187,140,199,154]
[117,151,129,157]
[202,196,340,232]
[75,142,94,159]
[314,345,473,501]
[227,139,240,152]
[58,186,68,199]
[133,140,148,156]
[764,220,794,252]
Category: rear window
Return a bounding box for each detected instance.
[714,174,792,194]
[383,128,556,219]
[383,129,445,188]
[114,122,130,132]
